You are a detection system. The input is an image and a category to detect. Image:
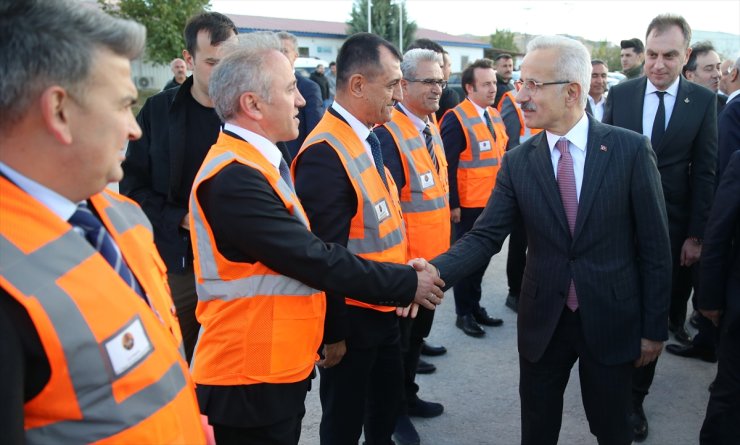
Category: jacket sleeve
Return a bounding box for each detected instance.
[376,125,406,189]
[441,113,465,209]
[688,94,718,239]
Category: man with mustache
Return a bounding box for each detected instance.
[440,58,508,338]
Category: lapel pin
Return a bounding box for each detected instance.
[600,145,607,152]
[684,97,690,103]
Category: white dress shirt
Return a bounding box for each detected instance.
[588,95,606,122]
[642,77,680,139]
[331,101,376,162]
[224,123,284,174]
[545,112,590,200]
[398,102,428,136]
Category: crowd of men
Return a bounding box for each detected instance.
[1,1,738,445]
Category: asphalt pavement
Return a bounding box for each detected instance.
[298,238,716,445]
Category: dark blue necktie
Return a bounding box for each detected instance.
[422,124,439,171]
[367,131,388,189]
[279,158,295,192]
[69,202,146,301]
[651,91,666,148]
[484,110,497,141]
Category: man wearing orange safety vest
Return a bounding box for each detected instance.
[294,33,436,445]
[188,33,443,445]
[376,48,451,444]
[497,79,544,314]
[0,1,205,443]
[441,58,509,338]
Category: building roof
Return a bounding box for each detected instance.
[227,14,490,49]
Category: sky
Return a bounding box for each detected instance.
[210,0,740,48]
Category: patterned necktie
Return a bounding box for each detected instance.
[367,131,389,189]
[483,110,497,141]
[69,202,146,301]
[651,91,667,148]
[556,137,579,311]
[279,158,295,192]
[422,124,439,171]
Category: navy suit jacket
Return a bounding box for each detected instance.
[603,76,717,242]
[285,75,323,158]
[431,117,672,365]
[717,95,740,180]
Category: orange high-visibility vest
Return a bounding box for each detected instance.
[295,112,408,312]
[442,99,508,208]
[381,108,451,259]
[0,177,204,445]
[496,90,543,140]
[189,132,325,386]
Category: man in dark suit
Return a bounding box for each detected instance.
[698,150,740,445]
[278,31,323,159]
[430,35,672,445]
[189,32,443,445]
[683,41,726,115]
[717,57,740,179]
[603,15,718,441]
[121,12,238,362]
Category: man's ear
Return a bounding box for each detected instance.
[567,82,582,106]
[40,86,74,145]
[240,92,263,120]
[348,73,365,98]
[183,49,195,71]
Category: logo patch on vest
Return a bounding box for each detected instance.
[419,171,435,189]
[479,140,492,152]
[104,315,153,378]
[374,198,391,223]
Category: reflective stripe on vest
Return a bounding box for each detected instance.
[384,120,447,214]
[455,107,501,169]
[190,149,316,302]
[497,90,542,140]
[303,132,405,255]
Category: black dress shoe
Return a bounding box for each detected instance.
[669,322,692,345]
[421,341,447,356]
[456,314,485,337]
[665,343,717,363]
[473,307,503,327]
[505,293,518,313]
[393,415,420,445]
[407,398,444,418]
[416,358,436,374]
[631,404,648,442]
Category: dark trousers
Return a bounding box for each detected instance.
[398,306,435,412]
[520,308,633,445]
[167,270,199,363]
[453,207,491,315]
[319,314,403,445]
[700,276,740,445]
[212,411,304,445]
[506,215,528,296]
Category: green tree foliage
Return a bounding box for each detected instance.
[490,29,518,52]
[99,0,210,66]
[590,40,621,72]
[348,0,417,51]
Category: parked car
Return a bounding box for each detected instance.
[295,57,330,78]
[607,71,625,89]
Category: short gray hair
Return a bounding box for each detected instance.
[0,0,145,133]
[401,49,441,79]
[210,32,282,122]
[276,31,298,47]
[526,35,591,107]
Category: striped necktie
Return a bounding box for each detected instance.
[367,131,389,189]
[483,110,497,141]
[422,124,439,171]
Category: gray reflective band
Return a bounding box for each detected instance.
[385,122,448,214]
[100,194,153,234]
[0,233,187,443]
[190,150,317,300]
[197,273,318,302]
[305,132,405,255]
[456,109,499,169]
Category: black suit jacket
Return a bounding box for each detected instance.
[718,95,740,180]
[699,150,740,324]
[285,75,323,158]
[431,117,672,365]
[603,76,717,241]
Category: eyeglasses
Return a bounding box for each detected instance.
[406,78,448,89]
[516,79,571,94]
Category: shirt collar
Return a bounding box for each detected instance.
[331,101,371,141]
[727,89,740,103]
[546,112,590,154]
[0,161,78,221]
[224,122,283,170]
[466,97,488,119]
[645,76,680,97]
[588,95,605,106]
[398,103,428,132]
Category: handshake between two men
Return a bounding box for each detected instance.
[400,258,445,318]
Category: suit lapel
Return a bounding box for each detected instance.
[656,77,692,153]
[529,134,570,236]
[629,78,647,135]
[572,118,613,243]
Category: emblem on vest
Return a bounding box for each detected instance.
[420,171,435,189]
[479,140,492,152]
[104,316,153,377]
[374,198,391,223]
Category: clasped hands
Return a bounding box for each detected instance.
[396,258,445,318]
